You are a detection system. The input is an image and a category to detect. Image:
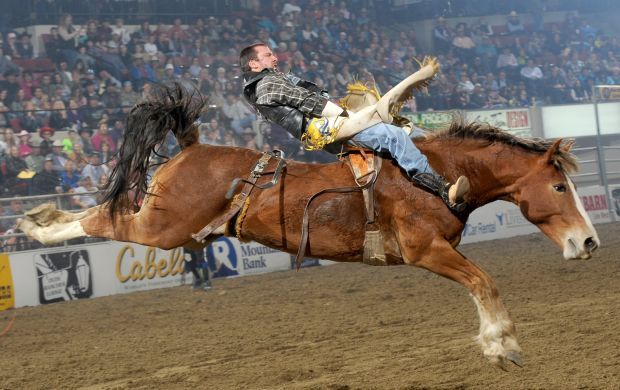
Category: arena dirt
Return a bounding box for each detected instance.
[1,223,619,389]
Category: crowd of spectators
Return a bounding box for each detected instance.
[2,0,620,245]
[424,10,620,110]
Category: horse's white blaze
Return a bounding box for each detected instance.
[563,174,600,259]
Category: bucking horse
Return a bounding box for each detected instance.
[18,61,599,370]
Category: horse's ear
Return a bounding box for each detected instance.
[544,139,563,164]
[561,139,575,153]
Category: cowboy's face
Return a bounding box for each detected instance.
[250,45,278,72]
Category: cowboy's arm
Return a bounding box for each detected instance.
[256,74,327,117]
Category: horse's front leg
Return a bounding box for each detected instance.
[400,234,523,369]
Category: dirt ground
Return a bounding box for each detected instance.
[1,223,619,390]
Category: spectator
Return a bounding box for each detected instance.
[470,83,488,108]
[60,159,80,191]
[3,32,20,59]
[568,79,589,102]
[71,175,98,209]
[25,141,44,172]
[31,157,62,195]
[452,29,476,62]
[119,80,140,110]
[129,54,156,88]
[17,32,35,60]
[520,58,544,97]
[16,130,32,157]
[44,26,62,64]
[81,151,109,185]
[487,88,508,108]
[61,127,80,153]
[38,126,54,156]
[49,100,71,129]
[81,96,105,128]
[456,74,475,94]
[241,128,258,150]
[496,47,519,78]
[57,14,82,67]
[221,93,256,137]
[200,125,222,146]
[546,66,568,104]
[91,120,115,152]
[78,124,95,155]
[161,63,177,82]
[506,11,525,35]
[4,145,30,195]
[433,17,452,52]
[50,139,68,172]
[1,71,20,105]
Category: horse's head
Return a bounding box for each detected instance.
[514,139,599,260]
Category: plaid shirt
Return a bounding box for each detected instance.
[255,70,327,117]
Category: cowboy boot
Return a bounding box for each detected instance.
[409,172,470,213]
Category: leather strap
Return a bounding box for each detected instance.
[192,152,280,243]
[294,182,375,270]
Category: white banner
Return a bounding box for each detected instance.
[467,108,532,138]
[205,237,292,278]
[9,242,189,309]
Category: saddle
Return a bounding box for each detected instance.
[191,148,387,267]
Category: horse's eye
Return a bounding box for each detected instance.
[553,183,567,193]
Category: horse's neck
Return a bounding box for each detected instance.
[418,138,533,208]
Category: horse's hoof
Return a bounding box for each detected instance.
[506,351,524,368]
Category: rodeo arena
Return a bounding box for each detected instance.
[1,0,620,388]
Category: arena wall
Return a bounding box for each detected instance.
[0,184,616,312]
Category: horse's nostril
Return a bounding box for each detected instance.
[584,237,598,253]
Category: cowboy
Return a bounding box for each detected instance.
[239,43,470,212]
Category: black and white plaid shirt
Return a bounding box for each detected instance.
[255,70,327,117]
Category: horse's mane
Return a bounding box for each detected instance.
[425,116,578,173]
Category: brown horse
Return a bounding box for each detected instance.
[18,82,599,369]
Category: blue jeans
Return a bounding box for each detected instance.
[348,123,433,175]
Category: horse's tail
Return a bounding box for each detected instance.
[101,81,207,218]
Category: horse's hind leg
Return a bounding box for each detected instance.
[400,235,523,369]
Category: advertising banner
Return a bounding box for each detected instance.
[34,250,92,304]
[578,186,613,224]
[403,112,452,131]
[466,108,532,138]
[206,237,292,278]
[404,108,532,137]
[112,244,186,294]
[0,254,14,311]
